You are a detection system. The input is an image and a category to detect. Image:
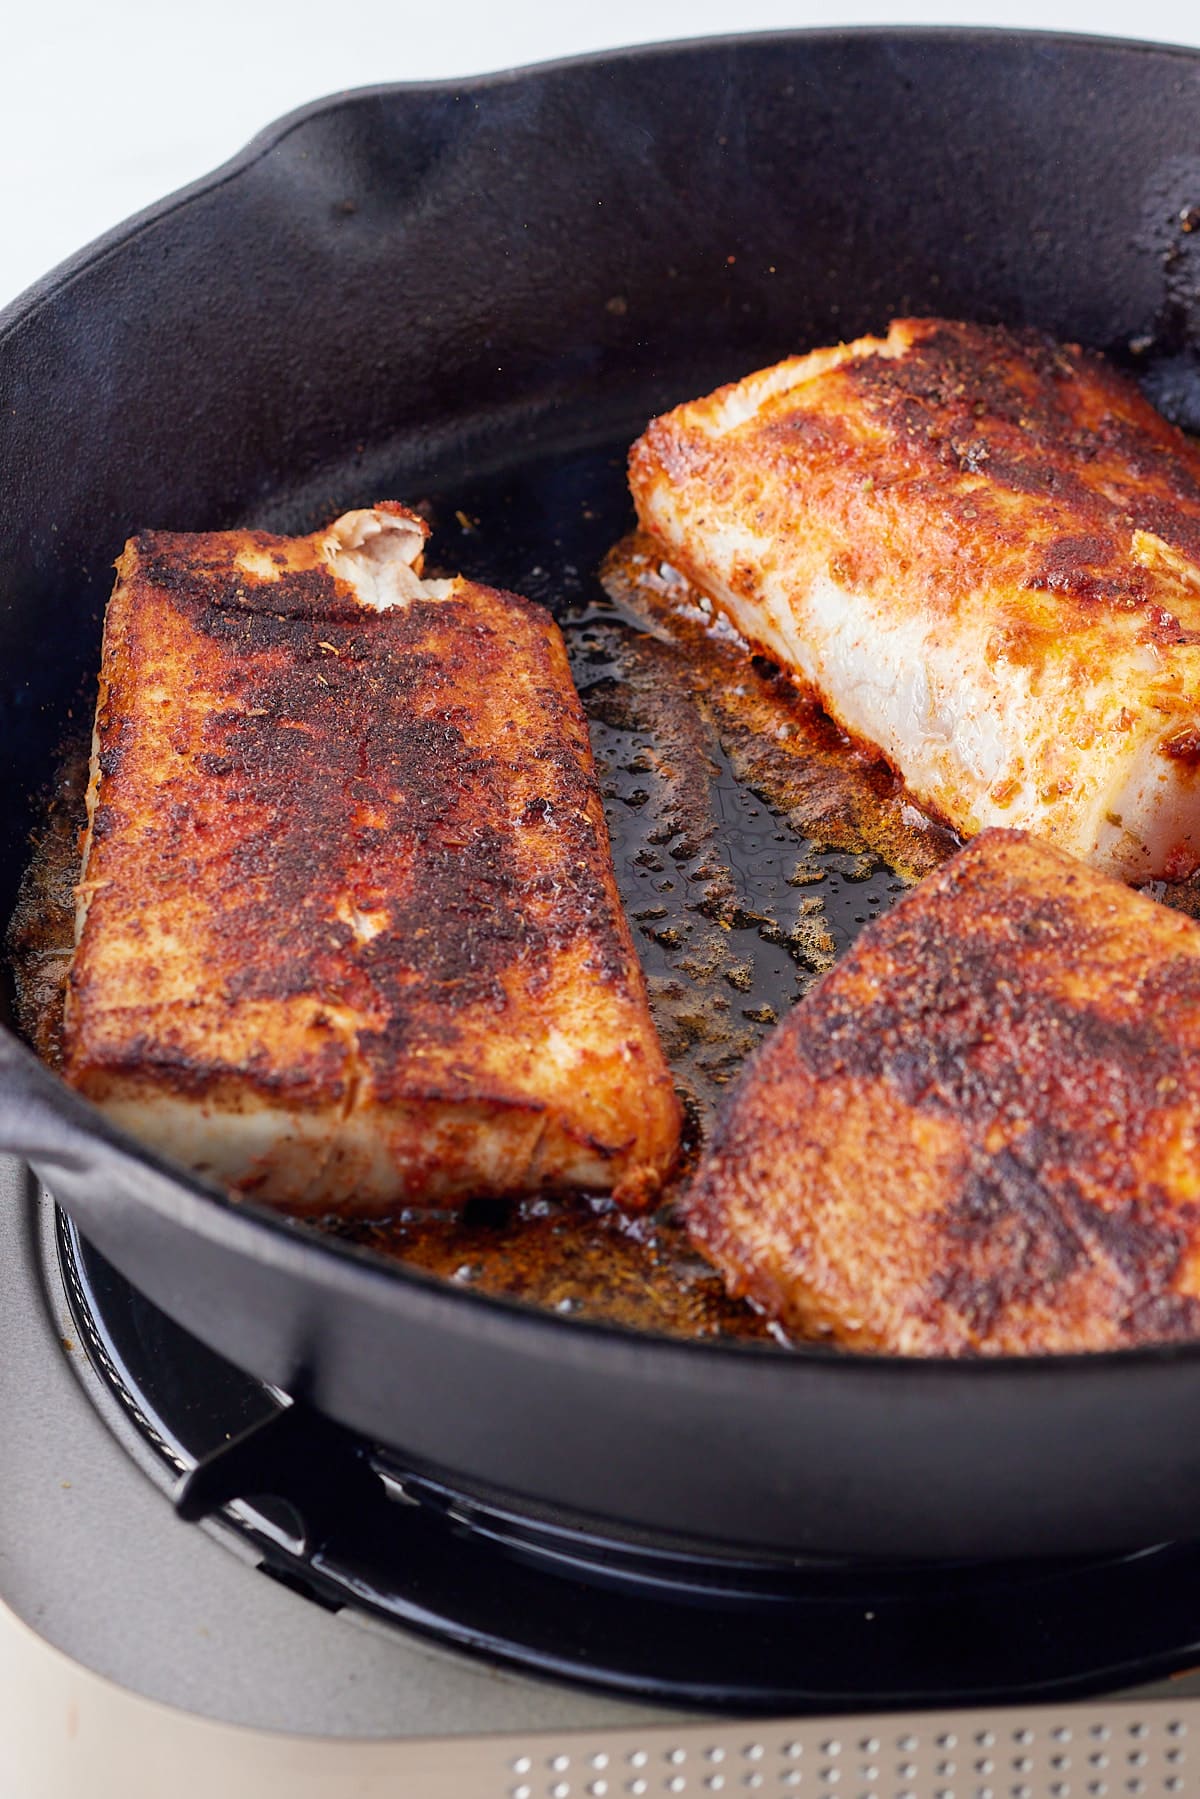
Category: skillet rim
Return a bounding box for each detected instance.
[3,21,1200,342]
[7,21,1200,1382]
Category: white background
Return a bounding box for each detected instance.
[3,0,1200,311]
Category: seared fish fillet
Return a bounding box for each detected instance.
[63,505,680,1212]
[685,829,1200,1355]
[630,317,1200,882]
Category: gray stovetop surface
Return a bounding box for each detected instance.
[3,1155,1198,1737]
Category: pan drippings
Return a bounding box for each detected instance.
[14,447,1200,1341]
[5,565,936,1339]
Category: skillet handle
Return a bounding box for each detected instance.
[0,1024,110,1172]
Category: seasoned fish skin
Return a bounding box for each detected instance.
[630,318,1200,882]
[64,506,680,1212]
[684,829,1200,1355]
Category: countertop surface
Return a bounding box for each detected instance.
[4,0,1200,312]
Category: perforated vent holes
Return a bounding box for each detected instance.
[495,1706,1189,1799]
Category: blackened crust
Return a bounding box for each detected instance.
[685,829,1200,1353]
[63,515,682,1208]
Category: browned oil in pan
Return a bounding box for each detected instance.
[13,432,1200,1344]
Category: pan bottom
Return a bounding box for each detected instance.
[16,428,1200,1355]
[57,1208,1200,1713]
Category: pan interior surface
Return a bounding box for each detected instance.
[18,356,1200,1346]
[9,416,951,1342]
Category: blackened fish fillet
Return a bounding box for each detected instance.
[630,318,1200,882]
[63,505,681,1212]
[685,829,1200,1354]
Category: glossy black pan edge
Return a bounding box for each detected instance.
[5,28,1200,1561]
[0,19,1194,346]
[14,1020,1200,1565]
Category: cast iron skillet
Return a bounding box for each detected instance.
[5,28,1200,1563]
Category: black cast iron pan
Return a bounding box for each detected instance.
[5,27,1200,1563]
